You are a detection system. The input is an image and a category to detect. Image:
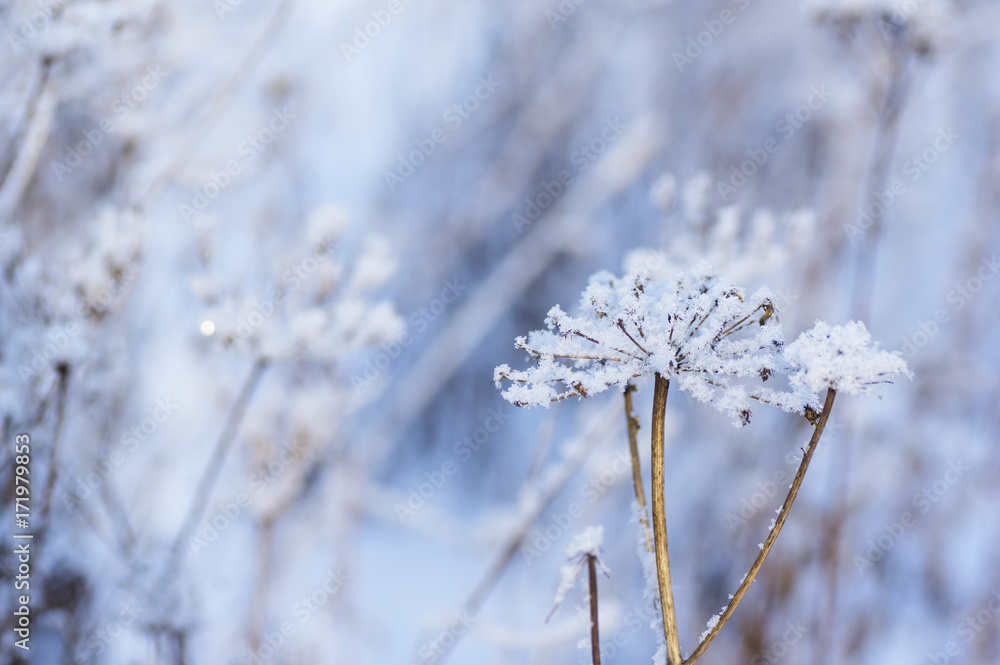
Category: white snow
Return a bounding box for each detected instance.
[699,612,721,643]
[566,525,605,560]
[785,320,912,398]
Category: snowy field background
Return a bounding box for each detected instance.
[1,0,999,663]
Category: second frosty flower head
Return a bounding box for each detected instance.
[785,320,912,400]
[494,264,786,425]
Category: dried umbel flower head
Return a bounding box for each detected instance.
[785,320,912,399]
[495,264,785,426]
[495,266,911,426]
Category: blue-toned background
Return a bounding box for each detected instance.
[1,0,998,663]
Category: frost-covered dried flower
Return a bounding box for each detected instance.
[784,320,911,399]
[496,267,911,427]
[495,264,785,425]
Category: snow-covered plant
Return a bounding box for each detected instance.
[639,171,816,287]
[494,263,909,665]
[193,205,403,367]
[495,263,783,426]
[6,206,148,390]
[548,526,609,615]
[785,320,911,398]
[177,204,402,529]
[546,526,609,665]
[140,205,407,653]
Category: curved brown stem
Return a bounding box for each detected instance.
[683,388,837,665]
[651,373,683,665]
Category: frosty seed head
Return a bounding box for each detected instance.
[495,264,786,426]
[496,268,909,426]
[785,320,912,398]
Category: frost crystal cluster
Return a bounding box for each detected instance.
[785,320,912,398]
[495,265,909,424]
[550,526,609,613]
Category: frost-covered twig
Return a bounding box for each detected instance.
[650,374,683,665]
[546,527,608,665]
[0,65,57,223]
[546,526,608,620]
[432,401,619,665]
[682,388,837,665]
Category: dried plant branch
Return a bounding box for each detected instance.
[617,319,650,355]
[850,55,913,321]
[249,515,279,654]
[587,554,602,665]
[0,57,53,195]
[650,374,683,665]
[570,330,644,360]
[682,388,837,665]
[717,300,775,339]
[623,384,653,553]
[515,344,627,362]
[545,353,627,362]
[509,373,644,407]
[165,357,269,575]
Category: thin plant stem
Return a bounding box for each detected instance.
[587,554,601,665]
[165,357,269,574]
[250,516,277,654]
[131,0,294,209]
[850,54,912,323]
[624,383,653,553]
[827,51,912,665]
[432,401,620,665]
[650,373,683,665]
[682,388,837,665]
[39,364,70,531]
[0,58,53,195]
